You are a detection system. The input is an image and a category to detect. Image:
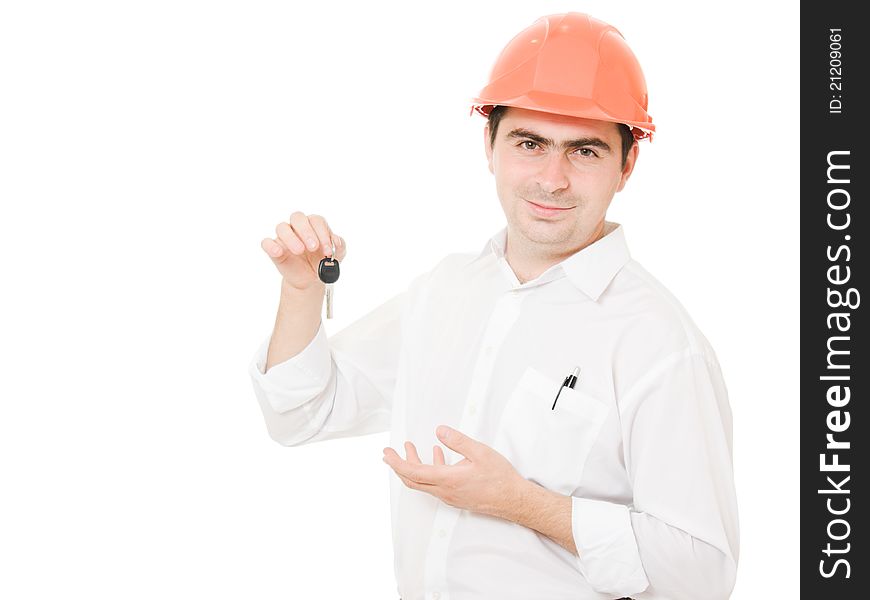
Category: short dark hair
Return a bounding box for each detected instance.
[486,105,635,168]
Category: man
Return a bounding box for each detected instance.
[250,12,739,600]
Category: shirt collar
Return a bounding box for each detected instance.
[470,221,631,301]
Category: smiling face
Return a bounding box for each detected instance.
[484,107,638,264]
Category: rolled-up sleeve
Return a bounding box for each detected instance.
[571,496,648,596]
[571,347,739,599]
[249,289,407,447]
[249,267,436,447]
[250,319,333,415]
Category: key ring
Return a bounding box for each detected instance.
[329,239,336,260]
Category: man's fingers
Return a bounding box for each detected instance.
[276,212,345,262]
[288,212,321,253]
[333,234,346,261]
[384,447,445,485]
[275,222,305,255]
[433,445,445,466]
[391,467,440,492]
[436,425,479,460]
[405,441,422,464]
[396,472,434,492]
[261,238,284,258]
[307,214,336,257]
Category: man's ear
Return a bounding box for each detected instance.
[483,123,494,174]
[616,141,639,192]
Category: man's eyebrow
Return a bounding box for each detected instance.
[506,128,612,153]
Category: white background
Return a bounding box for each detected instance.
[0,1,798,598]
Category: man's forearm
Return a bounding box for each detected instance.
[265,279,325,372]
[500,479,577,556]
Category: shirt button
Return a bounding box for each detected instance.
[438,528,446,538]
[468,405,477,415]
[484,345,493,356]
[433,593,441,600]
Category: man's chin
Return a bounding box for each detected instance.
[511,219,574,246]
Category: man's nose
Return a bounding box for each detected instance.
[535,153,571,194]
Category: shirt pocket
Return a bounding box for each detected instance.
[492,366,609,496]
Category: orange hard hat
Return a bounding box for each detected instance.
[471,12,655,141]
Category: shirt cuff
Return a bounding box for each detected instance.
[571,496,649,596]
[248,320,332,413]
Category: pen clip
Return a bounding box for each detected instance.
[551,368,580,410]
[551,375,570,410]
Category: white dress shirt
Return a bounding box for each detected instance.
[249,221,739,600]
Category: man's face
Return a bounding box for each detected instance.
[484,107,638,255]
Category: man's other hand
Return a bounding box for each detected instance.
[382,426,526,521]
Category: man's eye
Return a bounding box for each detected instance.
[520,140,540,151]
[575,148,599,157]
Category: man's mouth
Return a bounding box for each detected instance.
[525,199,575,210]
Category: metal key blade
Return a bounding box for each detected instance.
[325,283,334,319]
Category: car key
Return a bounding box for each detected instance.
[318,241,340,319]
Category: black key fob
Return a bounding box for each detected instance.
[318,257,340,284]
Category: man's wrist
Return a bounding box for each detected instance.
[281,277,325,296]
[499,477,578,556]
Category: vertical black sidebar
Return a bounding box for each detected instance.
[801,2,868,595]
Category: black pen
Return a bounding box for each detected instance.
[551,367,580,410]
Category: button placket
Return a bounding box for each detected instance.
[422,507,459,600]
[451,291,524,461]
[422,289,526,599]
